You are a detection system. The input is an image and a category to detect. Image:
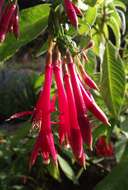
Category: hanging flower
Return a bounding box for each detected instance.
[53,49,70,145]
[30,47,57,167]
[66,52,93,149]
[64,64,85,163]
[95,136,113,157]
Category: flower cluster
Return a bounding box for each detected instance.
[29,43,110,168]
[95,136,113,157]
[0,0,19,42]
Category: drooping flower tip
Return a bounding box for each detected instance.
[79,64,98,90]
[71,3,83,17]
[78,153,86,167]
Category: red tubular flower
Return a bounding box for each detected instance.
[0,3,16,42]
[7,111,32,121]
[77,115,92,149]
[67,53,92,148]
[78,152,86,166]
[71,3,83,17]
[79,64,98,90]
[32,51,52,129]
[30,49,57,167]
[67,53,86,114]
[53,51,70,145]
[95,136,113,157]
[79,81,110,125]
[64,0,78,29]
[64,66,85,162]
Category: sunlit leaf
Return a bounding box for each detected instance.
[101,41,125,117]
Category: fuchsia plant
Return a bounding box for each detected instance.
[3,0,111,167]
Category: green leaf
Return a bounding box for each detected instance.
[107,16,120,48]
[47,162,61,182]
[92,32,101,55]
[114,0,126,11]
[101,41,125,117]
[85,6,97,26]
[0,4,50,62]
[58,155,75,181]
[78,19,90,35]
[94,160,128,190]
[115,138,127,163]
[108,3,121,28]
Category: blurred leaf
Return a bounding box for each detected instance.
[11,122,31,146]
[85,6,97,26]
[58,155,75,181]
[101,41,125,117]
[95,160,128,190]
[109,3,121,28]
[85,49,96,76]
[0,4,50,62]
[0,69,37,118]
[85,0,97,6]
[92,32,101,55]
[34,74,44,90]
[78,20,90,35]
[47,162,61,182]
[36,40,48,57]
[114,0,126,11]
[107,16,120,48]
[120,119,128,132]
[115,138,127,163]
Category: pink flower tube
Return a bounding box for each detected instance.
[71,3,83,17]
[53,51,70,145]
[64,67,85,162]
[30,50,57,166]
[79,64,98,90]
[80,82,110,125]
[67,53,92,148]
